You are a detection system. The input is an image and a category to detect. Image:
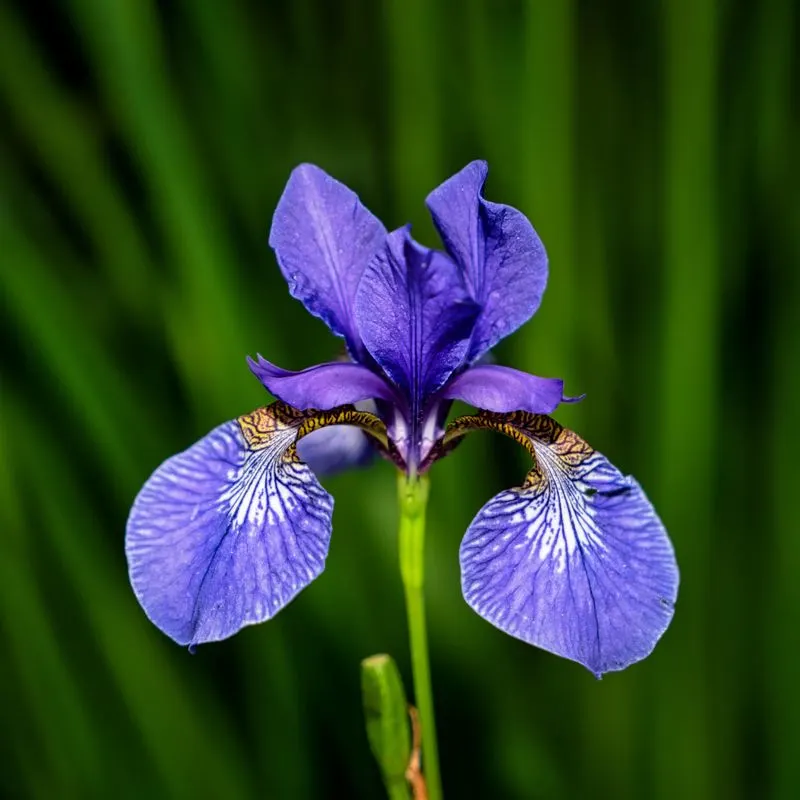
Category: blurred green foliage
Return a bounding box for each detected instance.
[1,0,797,798]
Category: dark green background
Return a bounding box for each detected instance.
[1,1,797,798]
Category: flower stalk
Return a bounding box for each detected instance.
[397,473,441,800]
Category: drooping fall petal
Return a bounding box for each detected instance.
[126,406,333,645]
[454,412,678,676]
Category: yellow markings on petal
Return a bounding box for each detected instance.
[282,443,302,464]
[521,421,590,491]
[443,412,538,459]
[237,403,305,450]
[237,402,389,455]
[440,410,594,489]
[295,407,389,449]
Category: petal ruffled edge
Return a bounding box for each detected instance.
[426,161,548,360]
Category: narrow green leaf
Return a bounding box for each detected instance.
[654,1,720,797]
[362,654,412,800]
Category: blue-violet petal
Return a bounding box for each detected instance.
[248,355,396,409]
[269,164,386,356]
[460,415,678,676]
[296,425,374,476]
[355,226,480,411]
[442,364,568,414]
[126,408,332,646]
[426,161,548,360]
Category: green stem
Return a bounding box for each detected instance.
[387,782,412,800]
[397,473,442,800]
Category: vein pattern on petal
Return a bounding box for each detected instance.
[454,412,678,676]
[126,404,389,646]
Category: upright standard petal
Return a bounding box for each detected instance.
[442,364,570,415]
[126,403,391,645]
[426,161,548,360]
[355,226,480,414]
[247,355,397,409]
[269,164,386,355]
[453,412,678,676]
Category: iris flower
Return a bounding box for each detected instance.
[127,162,678,676]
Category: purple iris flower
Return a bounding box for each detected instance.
[126,162,678,676]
